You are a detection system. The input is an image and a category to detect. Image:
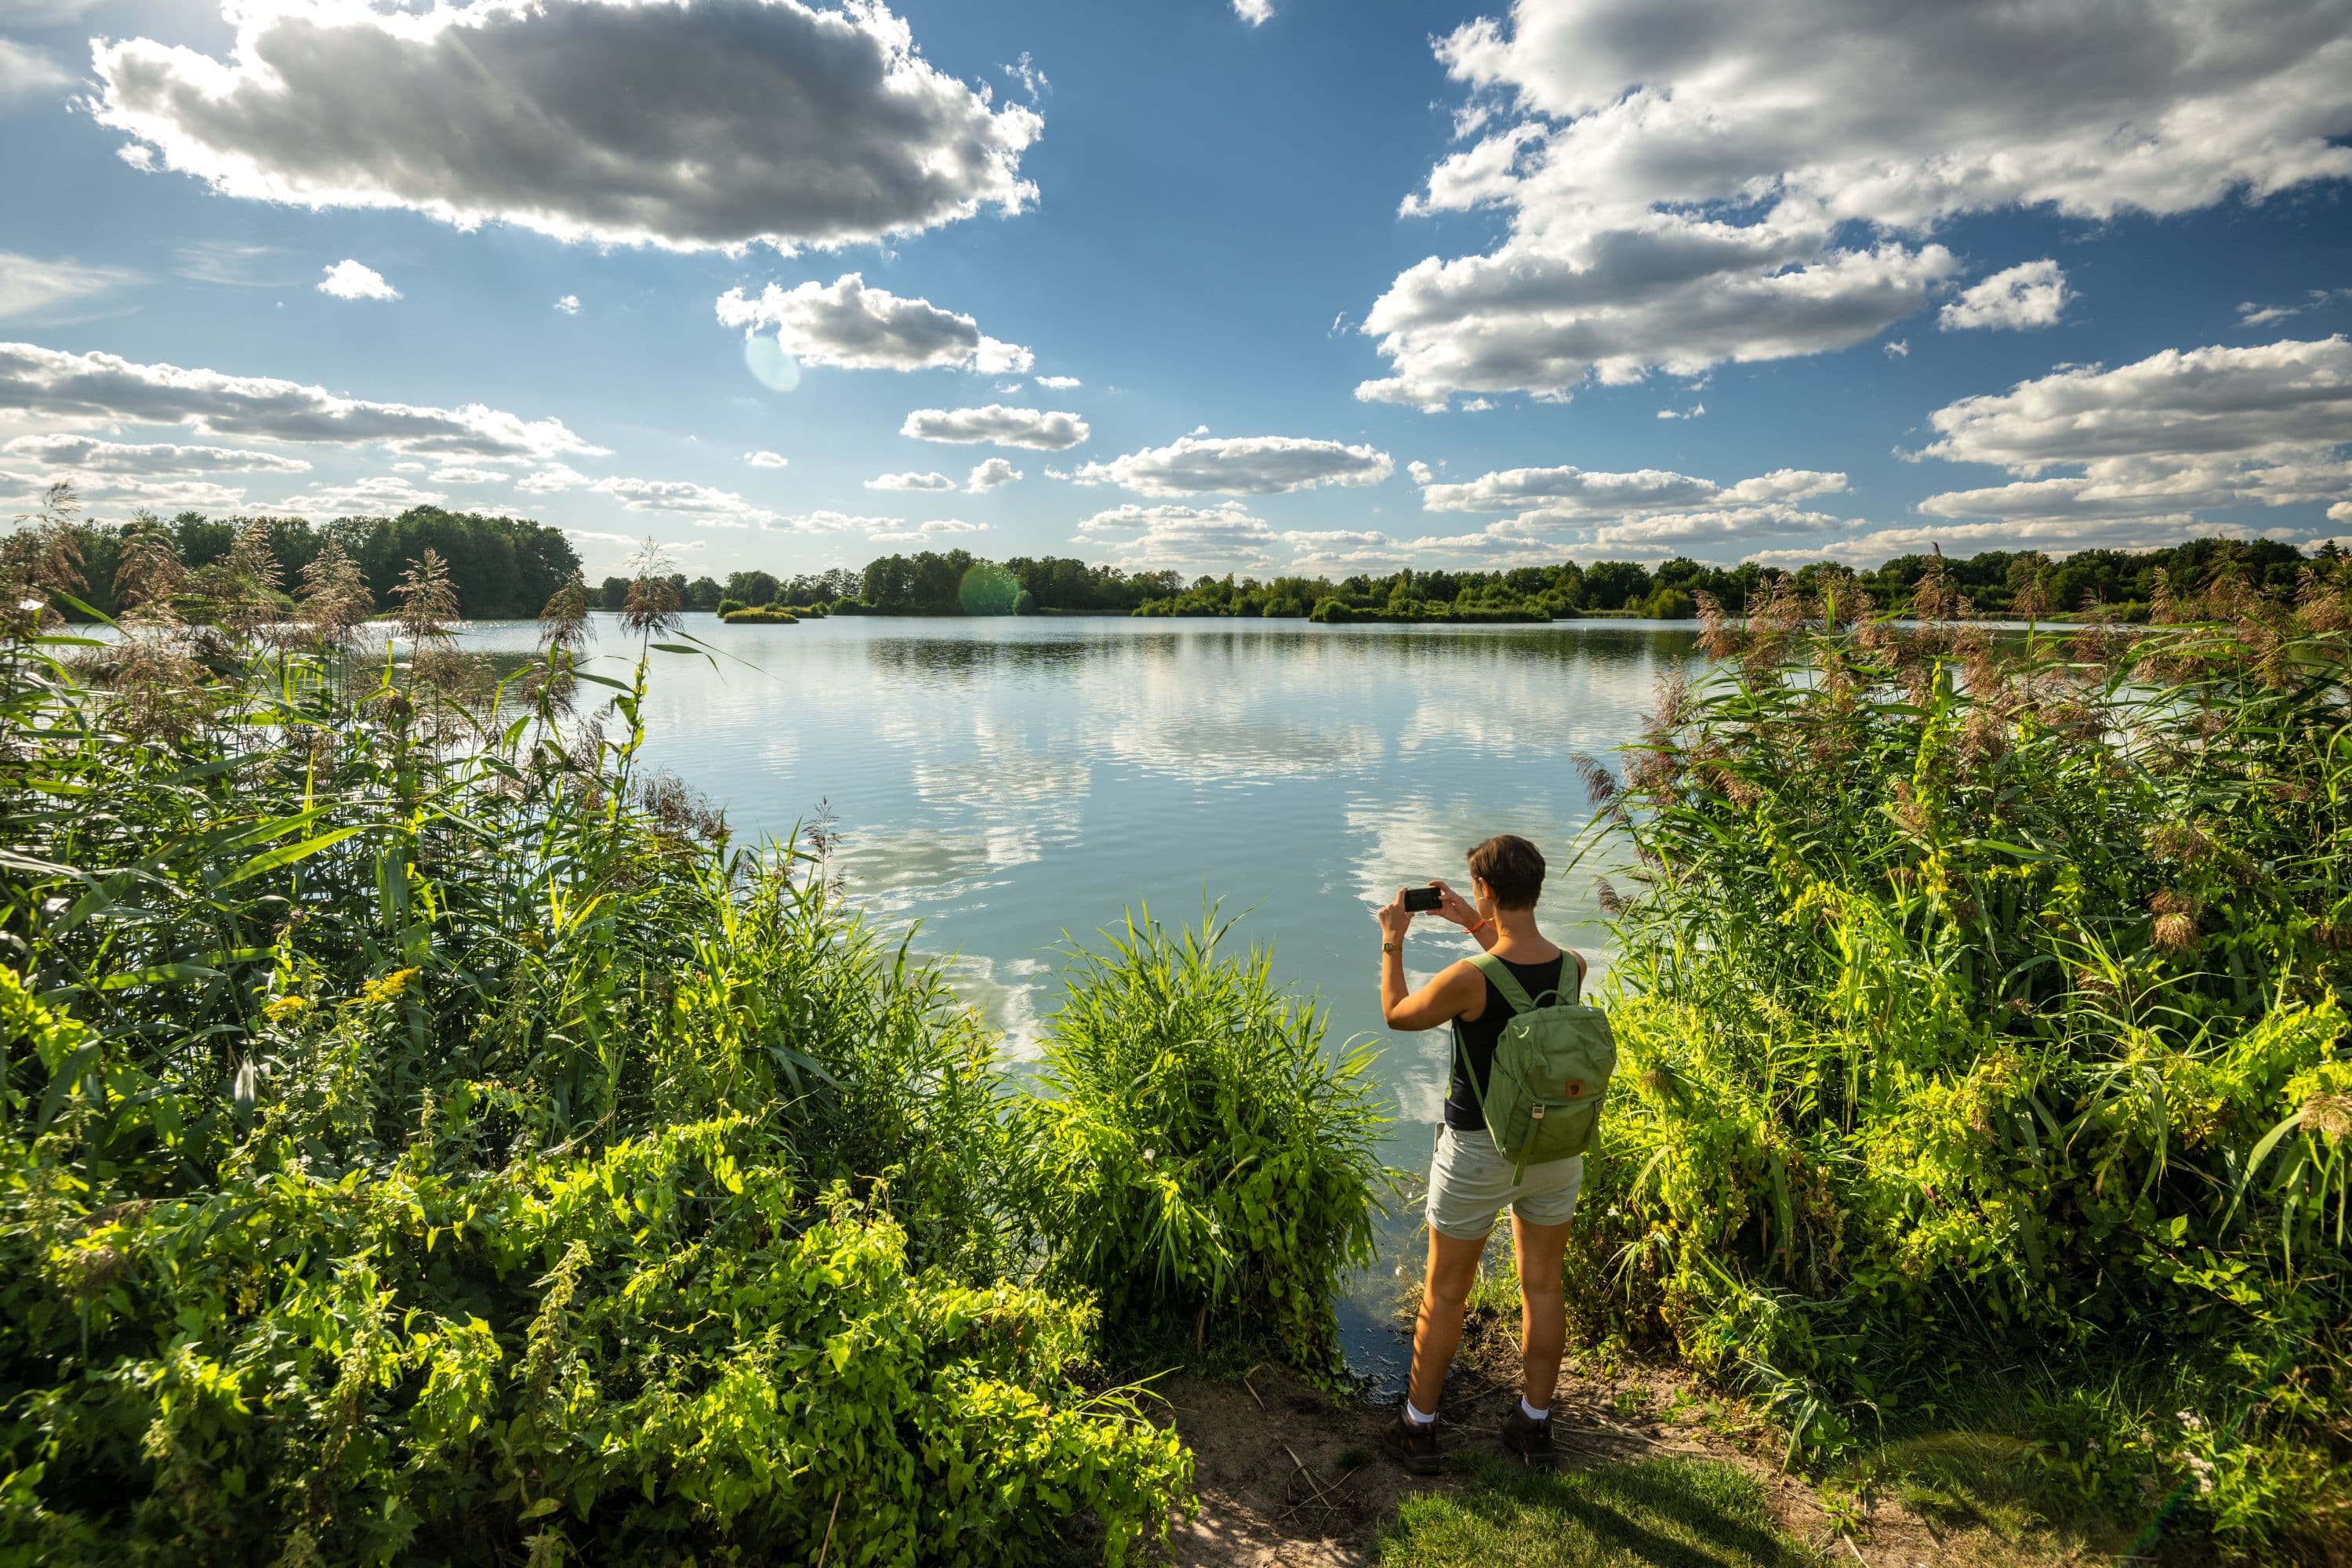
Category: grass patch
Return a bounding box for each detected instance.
[1378,1455,1806,1568]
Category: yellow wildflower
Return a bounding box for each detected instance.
[361,967,422,1006]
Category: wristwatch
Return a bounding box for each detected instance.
[1381,940,1402,954]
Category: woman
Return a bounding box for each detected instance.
[1373,832,1586,1472]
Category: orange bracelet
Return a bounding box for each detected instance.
[1466,916,1490,935]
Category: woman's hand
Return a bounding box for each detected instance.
[1377,887,1417,942]
[1430,879,1479,929]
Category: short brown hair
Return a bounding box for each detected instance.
[1467,834,1545,909]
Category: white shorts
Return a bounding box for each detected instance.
[1425,1123,1584,1241]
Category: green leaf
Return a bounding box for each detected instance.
[218,826,365,889]
[91,963,223,992]
[35,1044,96,1136]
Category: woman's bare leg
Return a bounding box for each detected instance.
[1511,1212,1573,1410]
[1406,1225,1490,1415]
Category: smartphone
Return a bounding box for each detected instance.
[1403,886,1443,913]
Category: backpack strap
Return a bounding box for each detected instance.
[1469,950,1537,1015]
[1475,950,1584,1010]
[1559,950,1584,1006]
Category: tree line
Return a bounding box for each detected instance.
[49,503,2336,625]
[57,506,580,622]
[682,536,2336,622]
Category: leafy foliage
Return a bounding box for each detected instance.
[1019,914,1394,1377]
[0,508,1189,1565]
[1567,561,2352,1553]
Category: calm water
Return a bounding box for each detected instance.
[460,613,1703,1376]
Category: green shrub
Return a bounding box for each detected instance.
[720,605,798,624]
[713,596,748,616]
[0,517,1189,1564]
[1017,913,1393,1377]
[1640,586,1695,619]
[1570,564,2352,1551]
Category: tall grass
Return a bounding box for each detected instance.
[0,505,1189,1564]
[1567,561,2352,1555]
[1018,912,1395,1377]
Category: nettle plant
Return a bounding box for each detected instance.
[1564,558,2352,1550]
[0,505,1189,1566]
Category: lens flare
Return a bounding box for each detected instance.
[744,333,800,393]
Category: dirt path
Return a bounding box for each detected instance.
[1155,1310,2078,1568]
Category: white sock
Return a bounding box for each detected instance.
[1520,1396,1549,1422]
[1404,1399,1437,1428]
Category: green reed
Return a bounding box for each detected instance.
[1018,910,1396,1378]
[1566,559,2352,1555]
[0,507,1188,1566]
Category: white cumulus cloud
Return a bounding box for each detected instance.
[0,340,603,460]
[517,463,591,495]
[317,260,400,301]
[1233,0,1274,24]
[1417,463,1843,516]
[866,470,958,492]
[866,517,990,543]
[743,450,789,468]
[93,0,1043,252]
[1592,503,1853,550]
[776,510,899,533]
[967,456,1021,492]
[1363,0,2352,408]
[554,294,582,315]
[1070,434,1392,495]
[590,474,771,526]
[900,404,1087,450]
[1076,500,1276,571]
[1940,260,2067,331]
[270,475,445,516]
[1359,216,1957,409]
[1911,335,2352,540]
[1034,373,1081,389]
[0,434,310,475]
[715,273,1031,373]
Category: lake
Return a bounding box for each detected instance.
[460,612,1704,1377]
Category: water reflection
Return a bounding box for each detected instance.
[456,613,1702,1363]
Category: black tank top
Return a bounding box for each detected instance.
[1445,952,1578,1132]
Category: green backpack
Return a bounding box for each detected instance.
[1454,951,1617,1181]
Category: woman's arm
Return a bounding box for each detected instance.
[1430,879,1495,951]
[1377,888,1483,1030]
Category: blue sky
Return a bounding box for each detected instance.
[2,0,2349,582]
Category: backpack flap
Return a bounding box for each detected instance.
[1462,951,1617,1178]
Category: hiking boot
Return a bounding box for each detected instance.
[1501,1404,1555,1466]
[1377,1406,1442,1475]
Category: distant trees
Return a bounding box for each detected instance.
[724,570,780,607]
[61,506,581,622]
[61,504,2327,630]
[1000,556,1180,613]
[1838,537,2312,619]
